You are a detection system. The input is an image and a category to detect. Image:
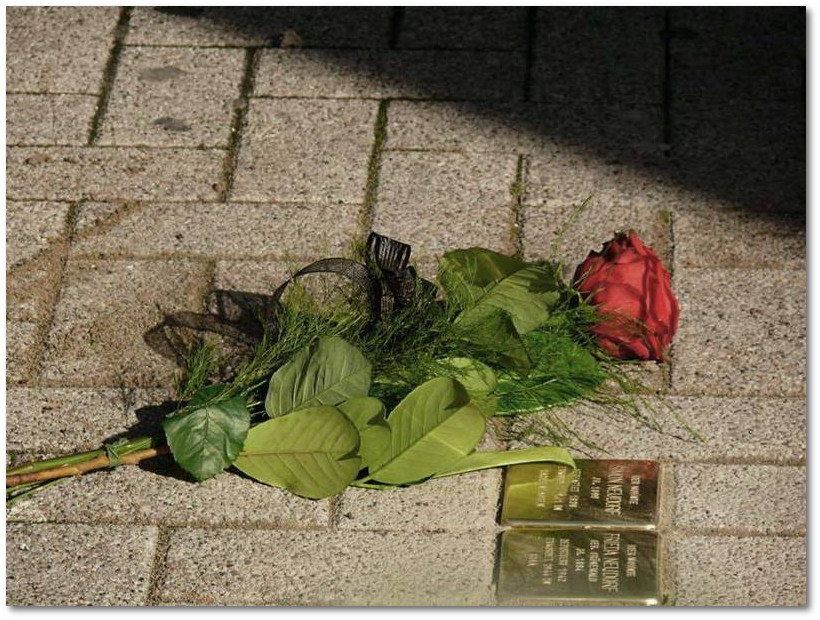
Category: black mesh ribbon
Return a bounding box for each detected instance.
[145,232,432,364]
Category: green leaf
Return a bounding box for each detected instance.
[337,396,385,429]
[457,264,560,335]
[438,248,526,310]
[440,357,498,418]
[233,406,360,499]
[338,397,391,470]
[432,446,576,478]
[163,385,251,482]
[265,336,372,417]
[368,377,486,485]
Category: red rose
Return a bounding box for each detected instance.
[573,231,679,362]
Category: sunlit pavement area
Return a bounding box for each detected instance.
[5,7,805,606]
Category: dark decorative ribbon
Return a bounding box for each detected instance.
[144,232,432,365]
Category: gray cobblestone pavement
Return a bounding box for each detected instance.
[6,7,805,606]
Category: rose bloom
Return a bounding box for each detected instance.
[573,231,680,362]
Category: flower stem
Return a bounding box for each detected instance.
[6,449,106,475]
[5,435,169,487]
[6,478,69,506]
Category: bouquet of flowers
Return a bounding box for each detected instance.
[7,229,683,503]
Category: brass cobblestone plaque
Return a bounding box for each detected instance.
[500,460,660,530]
[497,528,660,605]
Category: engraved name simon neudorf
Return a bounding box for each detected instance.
[598,464,642,515]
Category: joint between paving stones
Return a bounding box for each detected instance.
[249,94,525,104]
[7,90,103,97]
[201,259,218,310]
[67,249,328,263]
[67,200,151,248]
[219,47,260,202]
[87,7,133,146]
[5,514,338,534]
[9,145,228,154]
[145,526,173,605]
[670,456,806,467]
[120,41,532,53]
[661,8,673,156]
[522,7,539,102]
[510,155,526,259]
[327,494,343,530]
[27,202,83,385]
[359,100,390,236]
[670,528,807,539]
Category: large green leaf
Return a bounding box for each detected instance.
[440,357,498,418]
[338,397,391,470]
[265,336,371,417]
[457,264,560,335]
[438,248,526,310]
[368,377,486,485]
[163,385,251,482]
[233,406,360,499]
[432,446,575,478]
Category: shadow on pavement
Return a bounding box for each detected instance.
[154,6,805,224]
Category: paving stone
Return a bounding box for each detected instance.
[510,396,805,463]
[670,7,804,70]
[5,387,169,453]
[160,528,496,605]
[672,268,805,397]
[41,259,209,387]
[231,98,378,204]
[666,164,804,216]
[6,147,224,202]
[99,47,246,148]
[255,49,525,101]
[674,210,805,268]
[213,260,363,301]
[6,6,119,94]
[127,6,392,48]
[386,101,525,153]
[6,201,70,268]
[6,322,40,384]
[337,471,501,533]
[531,7,665,104]
[672,63,803,105]
[6,261,61,323]
[523,153,676,209]
[7,464,331,531]
[213,261,302,297]
[673,464,805,534]
[398,7,528,50]
[673,101,803,161]
[669,7,803,105]
[6,523,157,606]
[373,151,518,258]
[6,94,97,146]
[385,101,665,156]
[71,202,363,259]
[669,100,804,213]
[255,50,390,98]
[522,202,667,269]
[670,535,806,606]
